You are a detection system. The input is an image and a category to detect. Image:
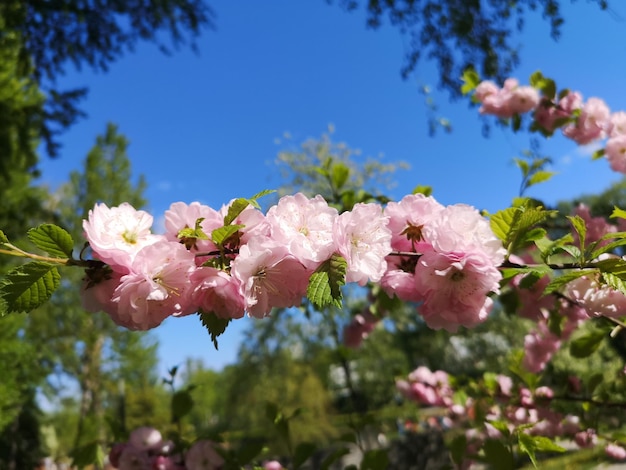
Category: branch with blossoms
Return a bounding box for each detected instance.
[8,72,626,469]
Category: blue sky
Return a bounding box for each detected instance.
[37,1,626,374]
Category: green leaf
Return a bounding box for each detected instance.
[70,441,105,469]
[331,162,350,191]
[448,434,467,466]
[321,447,351,470]
[293,442,317,469]
[198,311,231,350]
[235,439,265,465]
[224,198,251,225]
[570,328,606,358]
[171,390,194,422]
[528,170,556,187]
[490,207,517,243]
[306,254,347,309]
[0,230,8,244]
[529,70,544,88]
[611,206,626,220]
[535,232,573,261]
[518,433,565,468]
[483,439,514,470]
[592,148,606,160]
[512,113,522,132]
[544,270,595,295]
[514,157,530,177]
[250,188,276,202]
[500,265,551,285]
[412,185,432,196]
[360,449,389,470]
[602,272,626,295]
[522,227,547,243]
[211,224,244,246]
[0,262,61,313]
[461,67,480,95]
[589,236,626,260]
[178,217,209,240]
[491,203,555,253]
[568,215,587,252]
[27,224,74,258]
[587,373,604,396]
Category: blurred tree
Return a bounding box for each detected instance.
[0,0,214,182]
[214,352,338,455]
[0,391,45,470]
[332,0,610,95]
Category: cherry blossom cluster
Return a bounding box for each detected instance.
[474,78,626,173]
[108,426,223,470]
[509,204,626,373]
[396,366,626,466]
[80,193,505,332]
[381,194,505,331]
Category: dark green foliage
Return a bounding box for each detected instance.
[0,391,45,470]
[0,0,213,178]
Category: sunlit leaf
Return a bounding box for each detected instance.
[544,270,595,295]
[528,170,556,187]
[211,224,244,246]
[0,262,61,313]
[27,224,74,258]
[306,254,346,309]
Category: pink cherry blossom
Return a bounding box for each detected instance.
[117,445,152,470]
[414,250,501,331]
[475,79,539,118]
[231,237,310,318]
[343,312,378,348]
[496,375,513,397]
[164,201,222,253]
[80,268,122,316]
[606,443,626,461]
[333,202,392,285]
[191,267,245,319]
[609,111,626,137]
[112,241,197,330]
[562,97,610,145]
[129,426,163,450]
[384,193,445,252]
[508,254,555,321]
[566,274,626,319]
[264,460,284,470]
[266,193,338,268]
[606,135,626,174]
[474,80,499,102]
[523,322,561,373]
[83,202,161,272]
[575,429,597,448]
[424,204,506,266]
[219,199,270,244]
[184,440,224,470]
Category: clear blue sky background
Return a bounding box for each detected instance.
[36,1,626,375]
